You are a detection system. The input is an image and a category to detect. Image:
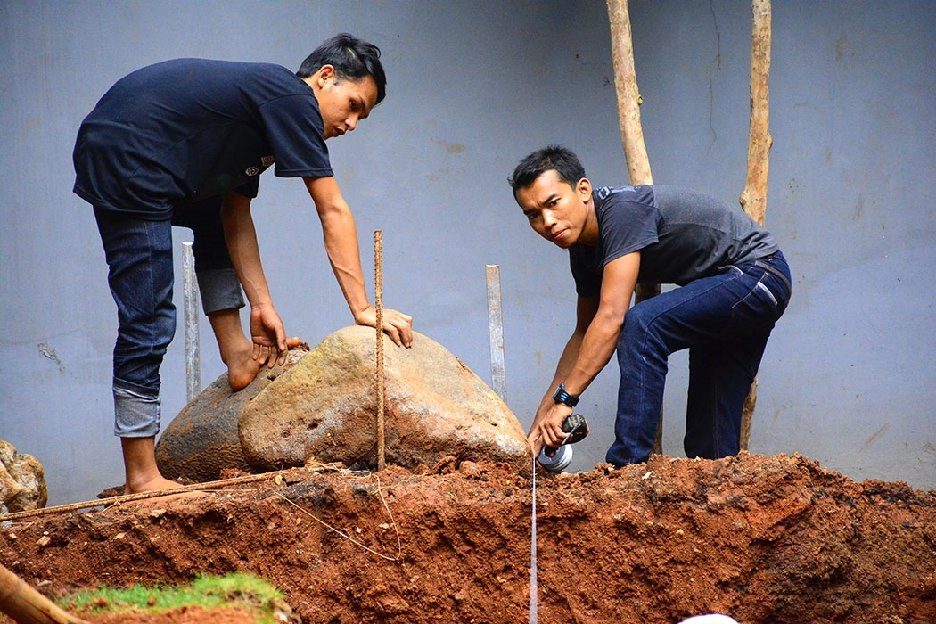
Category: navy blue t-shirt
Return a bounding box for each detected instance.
[73,59,333,218]
[570,185,778,297]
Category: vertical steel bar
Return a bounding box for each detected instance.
[374,231,386,471]
[182,242,201,403]
[486,265,506,400]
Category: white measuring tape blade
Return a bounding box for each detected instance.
[529,454,538,623]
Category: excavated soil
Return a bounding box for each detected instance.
[2,453,935,624]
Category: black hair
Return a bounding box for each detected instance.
[509,145,587,198]
[297,33,387,104]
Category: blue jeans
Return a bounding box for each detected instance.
[605,251,792,466]
[94,202,244,438]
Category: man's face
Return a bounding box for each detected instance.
[308,65,378,140]
[515,169,593,249]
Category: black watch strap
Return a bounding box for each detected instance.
[553,383,579,407]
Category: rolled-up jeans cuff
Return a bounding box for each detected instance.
[197,268,245,315]
[113,380,161,438]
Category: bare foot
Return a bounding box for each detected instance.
[125,475,184,495]
[226,336,306,391]
[225,337,262,391]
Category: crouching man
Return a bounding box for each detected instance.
[509,145,791,466]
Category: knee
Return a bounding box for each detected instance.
[619,304,660,348]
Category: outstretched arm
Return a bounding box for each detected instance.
[528,251,640,455]
[304,176,414,347]
[220,192,288,365]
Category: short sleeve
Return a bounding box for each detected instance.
[257,94,333,179]
[597,187,659,267]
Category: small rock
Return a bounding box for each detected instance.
[0,439,47,513]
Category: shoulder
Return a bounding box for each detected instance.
[595,184,654,206]
[205,61,302,90]
[651,186,729,212]
[118,59,300,94]
[594,185,656,226]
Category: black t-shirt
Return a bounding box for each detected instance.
[73,59,333,218]
[570,185,779,297]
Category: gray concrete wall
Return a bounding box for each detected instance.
[1,1,932,505]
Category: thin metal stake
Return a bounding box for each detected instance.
[182,242,201,403]
[486,265,506,400]
[374,231,386,471]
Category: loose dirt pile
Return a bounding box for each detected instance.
[2,453,934,624]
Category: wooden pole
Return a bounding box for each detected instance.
[607,0,652,186]
[0,563,88,624]
[739,0,772,450]
[607,0,664,453]
[374,231,386,471]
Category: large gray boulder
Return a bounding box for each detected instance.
[1,439,47,513]
[156,327,530,481]
[156,349,308,482]
[239,326,530,471]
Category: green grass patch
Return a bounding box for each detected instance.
[60,572,287,623]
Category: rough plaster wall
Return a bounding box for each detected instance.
[0,0,932,505]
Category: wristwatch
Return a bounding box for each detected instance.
[553,383,579,407]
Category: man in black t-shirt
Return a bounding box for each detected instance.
[509,145,791,467]
[73,34,413,494]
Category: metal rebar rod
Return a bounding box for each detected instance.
[374,231,386,471]
[486,265,506,400]
[182,241,201,403]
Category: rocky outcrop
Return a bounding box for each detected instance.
[0,439,47,513]
[156,327,530,482]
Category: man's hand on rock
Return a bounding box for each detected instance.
[354,305,414,348]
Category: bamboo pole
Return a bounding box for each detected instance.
[739,0,773,450]
[606,0,664,453]
[0,563,88,624]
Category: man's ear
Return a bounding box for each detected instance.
[315,64,336,86]
[577,177,593,201]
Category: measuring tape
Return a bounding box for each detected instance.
[529,453,539,623]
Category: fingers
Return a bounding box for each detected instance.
[396,313,414,348]
[528,407,569,457]
[259,344,275,368]
[382,310,414,348]
[355,307,415,348]
[539,425,564,449]
[382,322,403,347]
[273,326,287,366]
[274,336,303,366]
[251,340,298,369]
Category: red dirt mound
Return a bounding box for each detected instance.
[2,453,934,624]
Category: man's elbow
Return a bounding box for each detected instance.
[318,199,352,219]
[594,307,627,334]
